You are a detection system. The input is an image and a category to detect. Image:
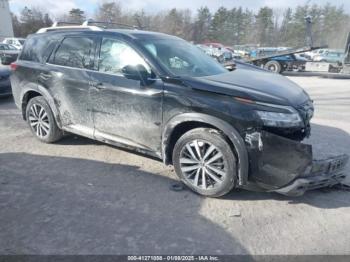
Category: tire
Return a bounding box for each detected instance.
[25,96,63,143]
[172,128,237,197]
[264,60,282,73]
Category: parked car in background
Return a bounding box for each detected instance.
[233,44,258,58]
[0,43,20,65]
[305,49,326,60]
[202,42,225,49]
[313,49,344,63]
[196,44,222,58]
[0,66,11,97]
[2,38,26,50]
[197,44,242,65]
[10,23,348,197]
[295,53,312,61]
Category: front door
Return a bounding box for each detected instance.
[89,37,163,154]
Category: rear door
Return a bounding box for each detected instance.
[42,36,98,136]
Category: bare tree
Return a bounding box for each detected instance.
[95,1,122,23]
[11,2,350,49]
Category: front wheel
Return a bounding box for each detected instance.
[172,128,237,197]
[26,96,63,143]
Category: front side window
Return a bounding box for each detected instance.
[141,38,228,77]
[51,37,95,69]
[99,38,150,75]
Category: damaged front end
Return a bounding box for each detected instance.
[244,131,349,196]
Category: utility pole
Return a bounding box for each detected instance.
[305,16,313,48]
[342,32,350,74]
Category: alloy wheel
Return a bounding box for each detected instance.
[28,104,50,138]
[179,139,227,190]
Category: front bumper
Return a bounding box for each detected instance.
[245,131,349,196]
[274,155,349,196]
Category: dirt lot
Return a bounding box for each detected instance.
[0,76,350,255]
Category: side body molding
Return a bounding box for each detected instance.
[162,113,249,185]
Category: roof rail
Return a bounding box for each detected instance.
[51,21,81,27]
[36,19,144,34]
[36,20,103,34]
[83,19,140,30]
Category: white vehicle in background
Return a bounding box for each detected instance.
[305,49,326,60]
[2,38,26,50]
[313,49,344,63]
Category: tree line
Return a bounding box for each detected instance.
[11,1,350,49]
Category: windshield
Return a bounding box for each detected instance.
[140,38,227,77]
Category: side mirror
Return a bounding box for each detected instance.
[121,64,150,82]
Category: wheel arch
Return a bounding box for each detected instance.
[162,113,249,185]
[21,86,62,128]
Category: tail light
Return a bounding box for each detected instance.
[10,62,18,71]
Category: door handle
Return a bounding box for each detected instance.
[89,81,106,90]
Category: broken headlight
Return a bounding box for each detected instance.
[256,110,303,128]
[233,97,306,128]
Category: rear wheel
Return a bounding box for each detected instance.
[172,128,237,197]
[26,96,63,143]
[264,60,282,73]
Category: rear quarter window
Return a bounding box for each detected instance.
[19,35,58,63]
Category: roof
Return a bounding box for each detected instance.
[36,20,181,41]
[104,29,178,40]
[36,27,178,41]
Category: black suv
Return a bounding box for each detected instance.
[10,23,348,197]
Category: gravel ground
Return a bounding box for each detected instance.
[0,76,349,255]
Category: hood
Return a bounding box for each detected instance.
[183,68,310,106]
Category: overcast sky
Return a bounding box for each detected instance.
[9,0,350,18]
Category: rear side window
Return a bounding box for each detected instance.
[50,37,95,69]
[20,36,55,63]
